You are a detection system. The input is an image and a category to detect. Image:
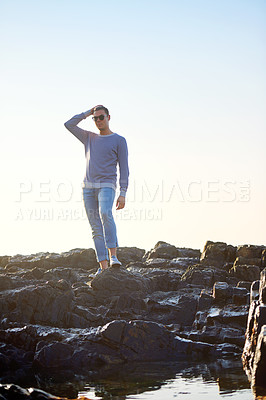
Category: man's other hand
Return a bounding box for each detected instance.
[116,196,125,210]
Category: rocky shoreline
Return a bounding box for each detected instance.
[0,240,266,399]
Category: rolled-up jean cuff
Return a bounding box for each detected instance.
[106,243,118,249]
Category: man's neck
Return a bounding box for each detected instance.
[99,128,113,136]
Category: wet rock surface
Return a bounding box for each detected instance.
[0,240,265,397]
[0,383,68,400]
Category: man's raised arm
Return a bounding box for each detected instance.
[64,108,94,144]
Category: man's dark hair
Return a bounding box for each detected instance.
[94,105,109,116]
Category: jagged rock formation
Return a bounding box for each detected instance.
[0,384,69,400]
[242,268,266,396]
[0,240,265,395]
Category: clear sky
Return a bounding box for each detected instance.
[1,0,265,256]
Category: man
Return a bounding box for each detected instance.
[64,105,129,275]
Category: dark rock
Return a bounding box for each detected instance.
[243,303,266,389]
[262,249,266,268]
[34,341,75,370]
[30,319,223,374]
[117,247,145,265]
[192,310,214,330]
[145,241,179,260]
[55,248,98,269]
[217,305,249,327]
[0,276,14,291]
[1,240,264,392]
[0,325,38,351]
[223,262,234,272]
[4,248,98,272]
[146,289,200,326]
[0,282,74,327]
[212,282,248,305]
[260,268,266,303]
[97,319,219,361]
[4,264,22,273]
[108,320,198,361]
[0,342,34,384]
[227,245,238,263]
[232,287,249,306]
[261,286,266,304]
[70,305,103,327]
[213,282,232,302]
[229,264,260,282]
[48,279,71,292]
[0,274,32,292]
[43,268,80,284]
[0,384,30,399]
[203,305,248,328]
[128,257,198,272]
[234,256,261,268]
[90,267,150,301]
[200,241,236,267]
[109,293,146,314]
[252,324,266,389]
[73,285,96,307]
[197,290,214,311]
[145,246,200,260]
[175,247,201,258]
[242,268,266,391]
[0,383,67,399]
[125,261,149,271]
[145,258,169,268]
[181,265,228,287]
[0,256,10,268]
[186,325,245,349]
[143,270,181,292]
[22,267,45,280]
[236,281,251,291]
[237,244,266,259]
[4,253,54,271]
[250,280,260,302]
[182,265,213,286]
[254,305,266,336]
[28,387,64,399]
[168,257,200,269]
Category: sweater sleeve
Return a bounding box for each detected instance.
[118,137,129,197]
[64,112,91,144]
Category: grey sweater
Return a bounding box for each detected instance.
[64,111,129,197]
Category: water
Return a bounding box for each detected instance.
[76,358,254,400]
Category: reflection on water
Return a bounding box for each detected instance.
[77,358,253,400]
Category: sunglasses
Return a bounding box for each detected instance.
[92,115,105,122]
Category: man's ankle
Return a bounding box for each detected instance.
[99,260,108,269]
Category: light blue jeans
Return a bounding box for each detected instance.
[82,187,118,262]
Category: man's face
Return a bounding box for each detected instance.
[93,109,110,131]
